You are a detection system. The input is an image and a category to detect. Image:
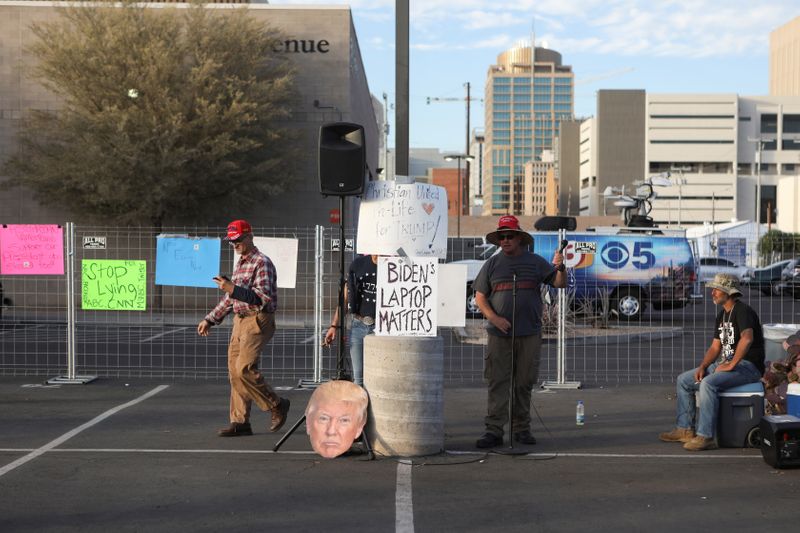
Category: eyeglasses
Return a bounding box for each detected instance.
[498,233,517,241]
[228,238,244,245]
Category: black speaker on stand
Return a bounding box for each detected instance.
[319,122,366,196]
[274,122,373,459]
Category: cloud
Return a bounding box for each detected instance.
[275,0,799,59]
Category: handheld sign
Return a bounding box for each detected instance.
[155,236,221,288]
[376,256,438,337]
[357,181,448,259]
[0,224,64,275]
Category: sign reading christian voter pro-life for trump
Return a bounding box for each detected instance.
[356,180,447,259]
[376,256,438,337]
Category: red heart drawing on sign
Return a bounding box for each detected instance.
[422,203,435,215]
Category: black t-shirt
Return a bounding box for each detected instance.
[472,250,557,337]
[713,301,765,374]
[347,255,377,319]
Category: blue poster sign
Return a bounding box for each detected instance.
[717,237,746,266]
[155,236,221,288]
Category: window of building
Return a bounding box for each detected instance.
[783,114,800,133]
[781,138,800,150]
[760,185,777,224]
[783,164,796,173]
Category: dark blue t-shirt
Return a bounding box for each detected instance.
[347,255,377,319]
[472,251,556,337]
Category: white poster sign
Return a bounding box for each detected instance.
[234,237,298,289]
[376,256,438,337]
[357,181,448,259]
[437,263,467,328]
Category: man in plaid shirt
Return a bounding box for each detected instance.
[197,219,291,437]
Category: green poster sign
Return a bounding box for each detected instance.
[81,260,147,311]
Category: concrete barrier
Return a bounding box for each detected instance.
[363,335,443,457]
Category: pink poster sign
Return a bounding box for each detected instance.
[0,224,65,275]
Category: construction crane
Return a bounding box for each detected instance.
[574,67,635,86]
[425,83,484,216]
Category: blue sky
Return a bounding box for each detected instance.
[277,1,798,152]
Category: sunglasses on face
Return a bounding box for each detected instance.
[229,237,245,245]
[498,233,517,241]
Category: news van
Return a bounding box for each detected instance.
[459,226,697,321]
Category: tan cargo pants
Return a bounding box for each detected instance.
[228,310,280,424]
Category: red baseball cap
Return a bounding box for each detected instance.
[225,219,252,241]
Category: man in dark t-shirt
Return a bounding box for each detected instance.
[473,215,566,448]
[659,273,765,451]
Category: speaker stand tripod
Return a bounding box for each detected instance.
[273,195,374,460]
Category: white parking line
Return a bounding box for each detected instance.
[0,385,169,478]
[140,328,188,343]
[396,462,414,533]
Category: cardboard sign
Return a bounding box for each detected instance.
[155,236,221,288]
[437,263,467,328]
[357,181,448,259]
[81,260,146,310]
[376,256,437,336]
[234,237,298,289]
[0,224,64,275]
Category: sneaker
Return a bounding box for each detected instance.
[658,427,695,443]
[683,436,718,451]
[513,430,537,445]
[476,432,503,449]
[218,422,253,437]
[270,398,291,432]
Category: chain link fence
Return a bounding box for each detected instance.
[1,224,798,385]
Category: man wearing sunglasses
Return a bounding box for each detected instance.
[197,219,291,437]
[473,215,566,448]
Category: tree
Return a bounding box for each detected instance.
[3,2,298,226]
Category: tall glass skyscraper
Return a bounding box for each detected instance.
[484,45,574,215]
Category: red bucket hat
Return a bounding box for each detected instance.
[225,219,252,241]
[486,215,533,247]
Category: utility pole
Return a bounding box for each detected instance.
[396,0,409,176]
[465,82,470,216]
[381,92,390,180]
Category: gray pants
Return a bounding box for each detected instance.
[484,334,542,437]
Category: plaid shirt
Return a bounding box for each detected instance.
[205,246,277,325]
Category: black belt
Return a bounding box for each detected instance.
[236,309,271,319]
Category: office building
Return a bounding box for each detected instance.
[770,15,800,96]
[483,44,574,216]
[578,90,646,217]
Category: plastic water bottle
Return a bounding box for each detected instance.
[576,400,585,426]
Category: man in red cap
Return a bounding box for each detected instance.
[473,215,566,448]
[197,219,291,437]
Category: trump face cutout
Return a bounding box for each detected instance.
[306,380,368,458]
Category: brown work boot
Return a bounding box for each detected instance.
[683,436,718,451]
[658,427,694,443]
[217,422,253,437]
[270,397,291,432]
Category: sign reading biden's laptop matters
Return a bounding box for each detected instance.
[357,180,447,259]
[376,256,438,337]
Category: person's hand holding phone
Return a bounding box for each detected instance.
[213,274,233,295]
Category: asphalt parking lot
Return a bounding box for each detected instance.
[1,377,797,533]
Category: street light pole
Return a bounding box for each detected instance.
[747,137,764,253]
[445,154,474,238]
